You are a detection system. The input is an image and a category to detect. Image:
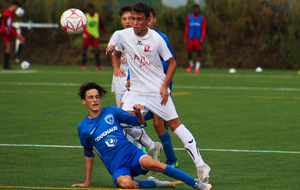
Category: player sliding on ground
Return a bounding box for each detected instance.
[72,82,212,189]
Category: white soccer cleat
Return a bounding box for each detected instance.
[148,142,163,162]
[194,182,212,190]
[197,163,211,183]
[147,176,175,188]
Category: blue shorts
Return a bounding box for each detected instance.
[112,148,149,187]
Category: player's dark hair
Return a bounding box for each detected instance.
[193,4,200,9]
[12,1,21,7]
[132,2,150,18]
[87,4,95,9]
[149,6,155,18]
[78,82,107,100]
[119,5,132,17]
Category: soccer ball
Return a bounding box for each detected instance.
[15,7,25,17]
[228,68,236,73]
[60,8,87,34]
[20,60,30,70]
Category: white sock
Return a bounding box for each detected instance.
[189,60,194,67]
[195,61,201,70]
[124,127,155,151]
[173,124,205,167]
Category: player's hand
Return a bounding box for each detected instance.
[71,183,89,187]
[133,104,144,113]
[114,68,126,77]
[126,79,131,90]
[106,44,115,55]
[160,86,169,105]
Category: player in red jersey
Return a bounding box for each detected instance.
[1,1,25,69]
[184,4,206,73]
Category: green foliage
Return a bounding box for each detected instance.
[1,0,299,69]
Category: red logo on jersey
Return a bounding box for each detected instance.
[133,55,153,67]
[144,46,151,52]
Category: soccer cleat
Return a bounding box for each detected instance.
[171,160,179,168]
[96,65,104,70]
[82,65,87,70]
[148,142,162,162]
[195,69,199,73]
[166,159,179,168]
[147,176,175,188]
[141,147,148,154]
[197,163,211,183]
[194,182,212,190]
[186,66,193,73]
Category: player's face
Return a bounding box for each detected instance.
[121,11,132,29]
[193,7,200,15]
[147,12,157,30]
[131,11,150,37]
[82,89,102,113]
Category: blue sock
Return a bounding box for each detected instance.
[159,131,177,163]
[135,180,156,188]
[163,165,197,187]
[144,111,153,121]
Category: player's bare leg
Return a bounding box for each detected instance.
[82,46,88,70]
[187,51,194,73]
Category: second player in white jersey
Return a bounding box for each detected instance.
[108,30,129,105]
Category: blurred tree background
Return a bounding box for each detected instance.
[0,0,299,69]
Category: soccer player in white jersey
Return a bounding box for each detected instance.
[72,82,212,190]
[112,2,212,186]
[106,6,162,161]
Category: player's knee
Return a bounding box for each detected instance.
[119,182,135,189]
[117,176,137,189]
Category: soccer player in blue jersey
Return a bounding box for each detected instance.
[72,82,212,189]
[184,4,206,73]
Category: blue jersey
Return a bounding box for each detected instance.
[77,106,146,175]
[155,28,174,92]
[187,13,204,39]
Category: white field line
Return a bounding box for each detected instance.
[0,143,299,154]
[0,82,300,92]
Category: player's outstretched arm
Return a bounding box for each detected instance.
[72,156,94,187]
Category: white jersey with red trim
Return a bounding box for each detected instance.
[115,28,173,96]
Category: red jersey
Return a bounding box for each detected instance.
[1,8,15,34]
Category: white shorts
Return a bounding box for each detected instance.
[122,91,178,121]
[114,93,123,108]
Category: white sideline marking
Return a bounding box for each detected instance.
[0,143,299,154]
[0,70,38,74]
[0,82,300,92]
